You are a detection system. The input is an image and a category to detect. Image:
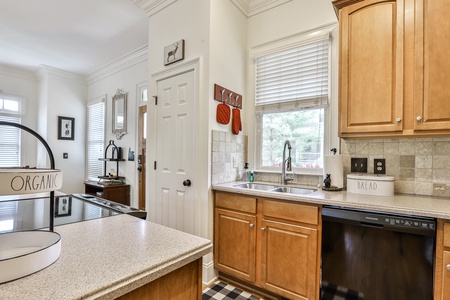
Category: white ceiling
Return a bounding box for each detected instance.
[0,0,149,76]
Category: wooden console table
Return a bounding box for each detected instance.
[84,181,130,205]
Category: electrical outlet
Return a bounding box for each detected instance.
[374,158,386,174]
[351,157,368,173]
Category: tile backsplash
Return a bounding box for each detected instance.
[341,137,450,197]
[211,130,247,184]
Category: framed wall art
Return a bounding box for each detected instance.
[55,195,72,217]
[164,39,185,66]
[58,116,75,140]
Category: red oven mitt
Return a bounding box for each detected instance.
[232,107,242,135]
[216,103,230,124]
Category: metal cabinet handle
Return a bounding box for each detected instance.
[396,117,402,123]
[249,224,254,228]
[446,264,450,271]
[183,179,191,187]
[416,116,423,122]
[261,228,266,232]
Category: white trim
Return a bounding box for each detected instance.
[86,46,148,85]
[35,65,87,85]
[251,22,337,59]
[132,0,178,17]
[230,0,293,17]
[0,64,37,82]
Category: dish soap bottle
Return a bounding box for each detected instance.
[242,163,250,182]
[249,170,254,182]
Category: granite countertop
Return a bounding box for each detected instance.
[213,181,450,220]
[1,214,212,300]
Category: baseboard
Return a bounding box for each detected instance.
[202,259,217,286]
[218,273,279,300]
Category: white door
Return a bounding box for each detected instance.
[154,70,197,235]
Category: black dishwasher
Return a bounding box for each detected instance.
[321,206,436,300]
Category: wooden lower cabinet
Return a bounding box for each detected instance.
[117,259,202,300]
[214,191,321,300]
[215,208,256,282]
[435,220,450,300]
[260,219,318,299]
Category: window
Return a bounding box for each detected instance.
[86,96,105,180]
[0,95,22,167]
[254,33,331,173]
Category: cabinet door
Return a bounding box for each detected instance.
[260,219,318,300]
[443,251,450,300]
[414,0,450,131]
[339,0,404,134]
[214,208,257,283]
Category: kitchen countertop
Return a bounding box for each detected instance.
[0,214,212,300]
[213,181,450,220]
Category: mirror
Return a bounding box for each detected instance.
[112,89,127,139]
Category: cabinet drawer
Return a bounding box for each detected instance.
[215,192,256,214]
[444,222,450,248]
[261,199,319,225]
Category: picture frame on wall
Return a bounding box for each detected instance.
[55,195,72,217]
[164,39,185,66]
[58,116,75,140]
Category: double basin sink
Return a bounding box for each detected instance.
[233,183,316,195]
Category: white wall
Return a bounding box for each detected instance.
[36,66,87,193]
[87,49,148,207]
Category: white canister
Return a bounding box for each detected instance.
[347,174,394,196]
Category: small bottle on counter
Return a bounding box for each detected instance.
[249,170,254,182]
[242,162,250,182]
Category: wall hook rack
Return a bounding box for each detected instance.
[214,84,242,109]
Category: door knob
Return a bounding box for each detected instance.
[183,179,191,187]
[137,166,142,172]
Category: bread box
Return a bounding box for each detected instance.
[347,174,394,196]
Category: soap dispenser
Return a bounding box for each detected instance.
[242,162,250,182]
[249,170,254,182]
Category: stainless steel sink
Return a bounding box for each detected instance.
[271,186,316,195]
[233,183,279,190]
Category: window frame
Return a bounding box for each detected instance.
[86,95,106,181]
[250,24,338,176]
[0,94,24,168]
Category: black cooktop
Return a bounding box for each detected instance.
[0,194,122,233]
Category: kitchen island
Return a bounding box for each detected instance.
[1,214,212,299]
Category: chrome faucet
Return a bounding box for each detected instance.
[281,140,294,184]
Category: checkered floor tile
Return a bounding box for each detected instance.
[202,281,262,300]
[321,281,364,300]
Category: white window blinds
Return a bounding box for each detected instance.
[86,99,105,180]
[255,37,330,112]
[0,116,21,167]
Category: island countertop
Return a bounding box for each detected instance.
[0,214,212,300]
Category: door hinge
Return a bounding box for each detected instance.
[153,96,158,105]
[154,161,157,170]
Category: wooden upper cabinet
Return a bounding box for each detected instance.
[414,0,450,131]
[339,0,404,135]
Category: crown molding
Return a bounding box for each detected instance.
[0,64,38,82]
[86,45,148,85]
[35,65,86,85]
[230,0,292,17]
[132,0,178,17]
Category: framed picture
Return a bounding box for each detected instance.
[164,39,185,66]
[55,196,72,217]
[58,116,75,140]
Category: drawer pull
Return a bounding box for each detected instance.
[261,228,266,232]
[447,264,450,271]
[249,224,254,228]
